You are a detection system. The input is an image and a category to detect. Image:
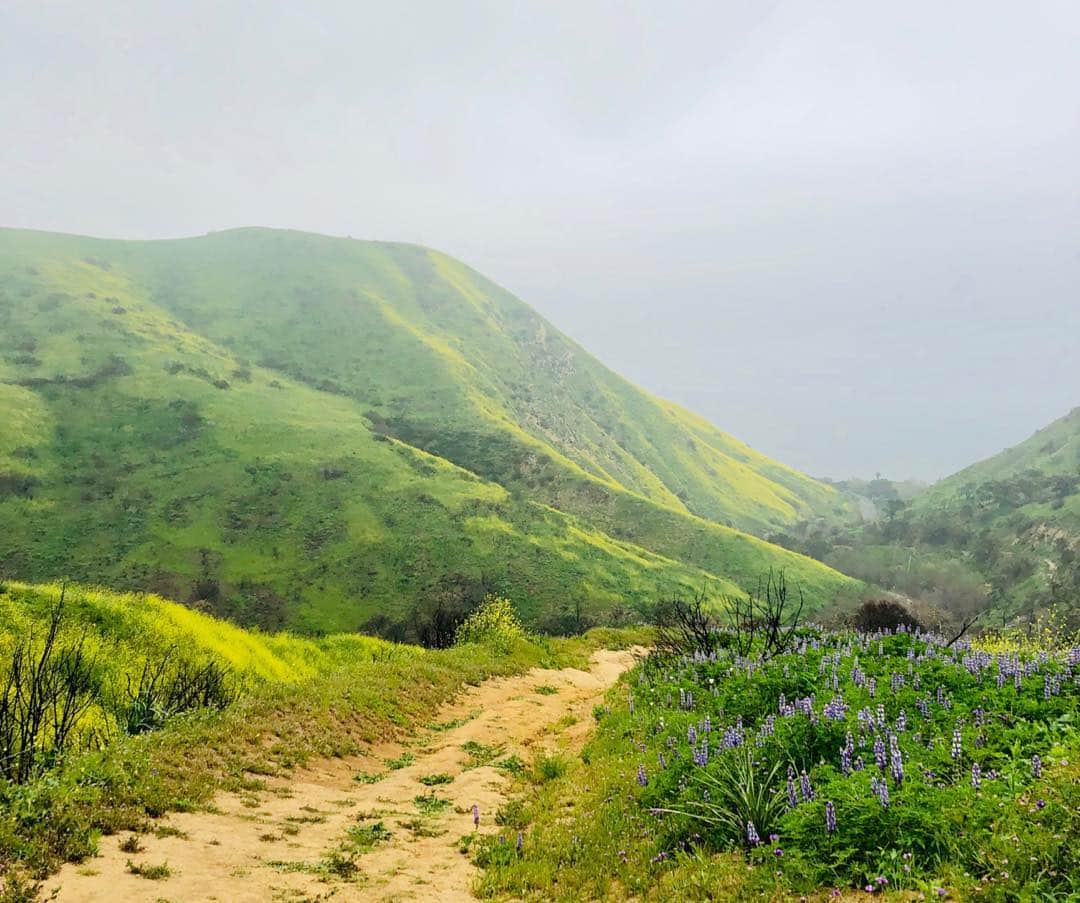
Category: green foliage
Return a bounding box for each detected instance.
[417,772,453,786]
[494,754,526,776]
[460,740,503,769]
[383,752,415,771]
[530,752,568,783]
[454,595,525,653]
[413,792,452,815]
[117,834,144,853]
[122,650,237,735]
[0,227,857,634]
[344,820,392,852]
[476,627,1080,900]
[657,749,788,847]
[125,859,171,880]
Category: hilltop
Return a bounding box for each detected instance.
[0,228,855,633]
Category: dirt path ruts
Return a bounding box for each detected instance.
[45,648,642,902]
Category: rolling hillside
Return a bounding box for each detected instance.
[0,227,856,632]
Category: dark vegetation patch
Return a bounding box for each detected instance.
[851,598,924,633]
[12,354,131,390]
[0,471,38,500]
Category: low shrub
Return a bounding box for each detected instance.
[454,596,524,654]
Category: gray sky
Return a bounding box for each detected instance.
[4,1,1079,481]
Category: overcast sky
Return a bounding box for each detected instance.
[3,1,1079,481]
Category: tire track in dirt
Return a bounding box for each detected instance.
[45,648,642,902]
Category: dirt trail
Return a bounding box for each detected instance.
[45,648,641,902]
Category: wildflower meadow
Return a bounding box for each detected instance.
[477,623,1080,900]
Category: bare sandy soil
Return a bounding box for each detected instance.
[44,648,640,902]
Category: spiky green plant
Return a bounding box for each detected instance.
[657,749,788,848]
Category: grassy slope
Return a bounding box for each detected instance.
[0,580,650,878]
[108,227,844,534]
[913,407,1080,607]
[925,406,1080,491]
[0,228,856,631]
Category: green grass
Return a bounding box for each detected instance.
[0,226,858,634]
[530,753,568,783]
[417,773,453,786]
[344,820,392,852]
[125,860,171,880]
[384,752,415,771]
[460,740,504,768]
[412,792,452,816]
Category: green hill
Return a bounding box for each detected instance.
[0,227,856,633]
[775,408,1080,625]
[921,406,1080,503]
[908,407,1080,617]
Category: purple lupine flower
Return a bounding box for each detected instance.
[874,736,887,772]
[825,800,837,833]
[1032,755,1042,779]
[787,776,798,809]
[853,755,865,772]
[840,745,852,776]
[800,769,815,802]
[636,764,648,787]
[516,831,524,852]
[472,804,480,827]
[890,740,904,786]
[971,762,981,789]
[823,696,848,721]
[747,821,760,846]
[951,726,963,760]
[870,775,890,808]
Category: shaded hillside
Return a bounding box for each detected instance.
[0,227,856,632]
